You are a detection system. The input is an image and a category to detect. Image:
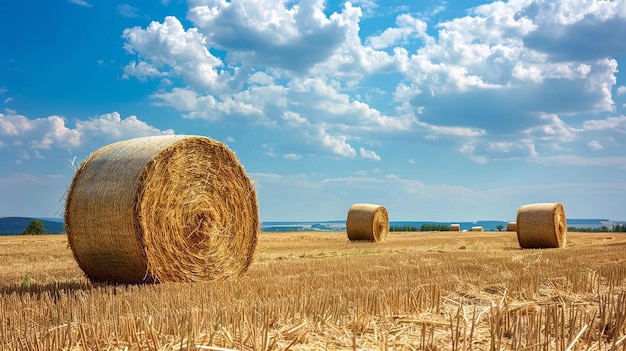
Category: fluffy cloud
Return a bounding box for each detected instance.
[123,16,226,92]
[0,112,172,163]
[120,0,626,164]
[0,114,80,150]
[75,112,174,140]
[187,0,352,73]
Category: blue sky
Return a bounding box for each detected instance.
[1,0,626,222]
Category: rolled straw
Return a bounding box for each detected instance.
[65,135,259,284]
[450,224,461,232]
[516,203,567,249]
[346,204,389,242]
[506,221,517,232]
[471,226,484,232]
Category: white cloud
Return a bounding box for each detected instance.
[151,87,265,121]
[587,140,603,151]
[123,16,226,92]
[75,112,174,140]
[283,153,302,160]
[187,0,353,73]
[122,61,167,80]
[0,114,80,150]
[617,86,626,96]
[366,14,430,49]
[118,0,626,166]
[118,4,140,18]
[0,112,173,163]
[68,0,92,8]
[316,126,356,158]
[582,116,626,131]
[281,111,309,128]
[359,147,381,161]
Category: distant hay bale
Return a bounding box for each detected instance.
[507,221,517,232]
[516,203,567,249]
[471,226,484,232]
[346,204,389,242]
[65,135,259,284]
[450,224,461,232]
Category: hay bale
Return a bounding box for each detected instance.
[450,224,461,232]
[65,135,259,284]
[471,226,483,232]
[506,221,517,232]
[346,204,388,242]
[516,203,566,249]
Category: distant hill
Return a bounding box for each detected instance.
[0,217,65,235]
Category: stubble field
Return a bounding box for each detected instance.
[1,230,626,350]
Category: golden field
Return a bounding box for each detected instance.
[1,230,626,350]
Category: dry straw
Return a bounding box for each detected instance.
[65,135,259,284]
[516,203,567,249]
[346,204,389,242]
[471,226,484,232]
[450,224,461,232]
[506,221,517,232]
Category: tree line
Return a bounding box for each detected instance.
[568,224,626,233]
[390,224,451,232]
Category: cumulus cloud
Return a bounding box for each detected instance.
[359,147,381,161]
[0,112,172,163]
[75,112,174,140]
[123,16,226,92]
[119,0,626,164]
[366,14,431,49]
[0,114,80,150]
[187,0,353,73]
[316,126,356,158]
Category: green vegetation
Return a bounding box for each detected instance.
[568,224,626,232]
[389,223,451,232]
[389,225,420,232]
[22,219,47,235]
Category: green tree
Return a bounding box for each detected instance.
[496,225,504,232]
[22,219,47,235]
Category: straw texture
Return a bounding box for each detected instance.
[450,224,461,232]
[471,226,484,232]
[346,204,389,242]
[507,221,517,232]
[65,135,259,284]
[516,203,567,249]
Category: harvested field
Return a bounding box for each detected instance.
[2,231,626,350]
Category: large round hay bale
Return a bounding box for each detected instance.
[65,135,259,284]
[516,203,567,249]
[346,204,389,242]
[506,221,517,232]
[471,226,483,232]
[450,224,461,232]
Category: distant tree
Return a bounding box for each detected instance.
[22,219,47,235]
[390,225,420,232]
[496,225,504,232]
